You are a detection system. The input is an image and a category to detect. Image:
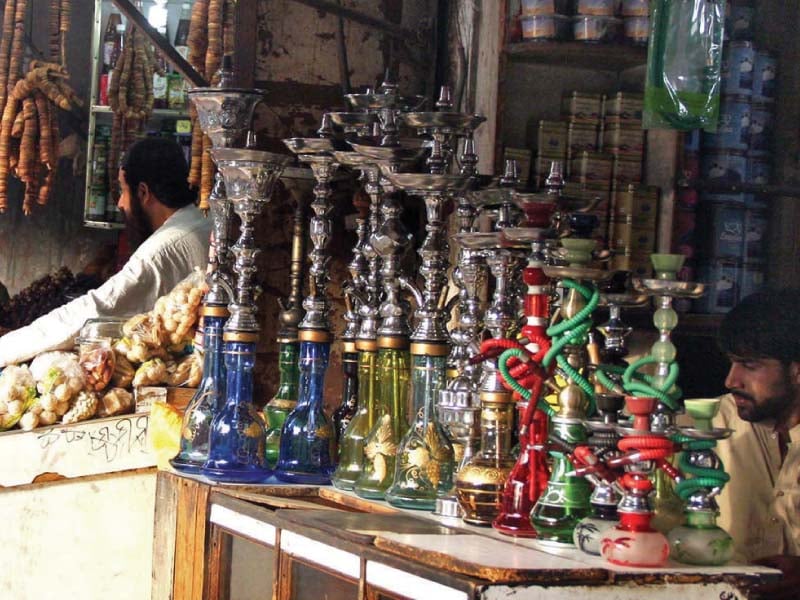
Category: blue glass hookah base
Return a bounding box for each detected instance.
[274,340,335,485]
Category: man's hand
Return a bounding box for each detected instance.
[752,555,800,599]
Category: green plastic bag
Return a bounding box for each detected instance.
[644,0,725,131]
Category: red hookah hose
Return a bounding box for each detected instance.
[621,472,653,492]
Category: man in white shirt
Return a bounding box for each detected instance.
[713,289,799,599]
[0,137,211,367]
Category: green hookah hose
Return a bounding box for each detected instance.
[542,279,600,414]
[671,434,730,500]
[498,347,556,418]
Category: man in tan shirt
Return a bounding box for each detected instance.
[713,289,799,599]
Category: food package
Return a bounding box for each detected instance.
[153,270,205,347]
[27,352,86,422]
[97,387,134,418]
[79,345,116,392]
[62,390,99,424]
[0,365,37,430]
[166,353,202,387]
[132,358,169,387]
[111,353,135,388]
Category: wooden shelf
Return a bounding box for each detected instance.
[504,41,648,72]
[84,219,125,230]
[90,105,190,119]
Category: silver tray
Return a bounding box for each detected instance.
[380,171,469,193]
[400,112,486,131]
[543,265,612,282]
[282,137,334,154]
[633,278,706,299]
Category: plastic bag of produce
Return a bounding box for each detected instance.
[644,0,724,131]
[0,365,37,430]
[153,269,205,347]
[166,353,202,387]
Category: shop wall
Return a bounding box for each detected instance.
[0,0,116,297]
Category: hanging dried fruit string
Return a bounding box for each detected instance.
[107,25,155,205]
[0,0,76,214]
[186,0,236,212]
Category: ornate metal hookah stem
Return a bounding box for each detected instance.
[299,156,338,334]
[412,191,450,343]
[375,194,412,339]
[228,202,261,332]
[358,165,384,341]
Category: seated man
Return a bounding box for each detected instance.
[0,137,211,367]
[713,289,799,598]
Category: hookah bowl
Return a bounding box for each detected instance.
[667,398,734,566]
[202,149,290,483]
[274,149,339,485]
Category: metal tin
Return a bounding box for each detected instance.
[748,103,775,156]
[744,209,768,262]
[704,202,745,259]
[571,151,613,184]
[721,42,755,97]
[520,14,571,41]
[695,259,741,314]
[576,0,616,15]
[672,208,697,258]
[726,2,755,42]
[747,156,771,185]
[753,51,778,102]
[538,120,568,156]
[701,150,747,185]
[567,120,599,153]
[602,123,644,156]
[621,0,649,17]
[521,0,570,15]
[603,92,644,121]
[623,17,649,45]
[740,262,765,299]
[612,184,658,226]
[609,220,656,254]
[612,156,642,184]
[562,92,603,122]
[702,95,751,151]
[573,16,622,43]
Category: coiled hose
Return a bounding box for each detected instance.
[671,434,730,500]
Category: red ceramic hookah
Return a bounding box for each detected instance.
[491,165,561,536]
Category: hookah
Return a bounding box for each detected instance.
[274,129,340,484]
[490,187,563,535]
[171,58,258,473]
[667,397,733,565]
[376,168,466,508]
[334,135,420,493]
[452,159,531,526]
[263,168,313,467]
[201,145,290,482]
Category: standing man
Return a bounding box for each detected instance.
[0,137,211,367]
[714,288,799,598]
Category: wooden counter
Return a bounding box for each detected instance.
[153,471,779,600]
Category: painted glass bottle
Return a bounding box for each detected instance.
[385,350,455,509]
[170,311,226,474]
[353,346,410,499]
[263,341,299,467]
[332,348,378,490]
[202,338,271,482]
[333,350,360,448]
[274,341,336,484]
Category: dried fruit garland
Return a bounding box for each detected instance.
[0,0,77,215]
[107,25,155,205]
[187,0,236,211]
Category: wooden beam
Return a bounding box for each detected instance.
[111,0,208,88]
[289,0,419,43]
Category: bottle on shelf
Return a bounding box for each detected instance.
[87,129,110,221]
[152,24,169,110]
[174,3,191,61]
[103,23,126,106]
[99,10,123,105]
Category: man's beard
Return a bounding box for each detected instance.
[124,199,153,250]
[730,380,794,423]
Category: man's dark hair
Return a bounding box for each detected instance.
[718,288,800,363]
[121,137,196,209]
